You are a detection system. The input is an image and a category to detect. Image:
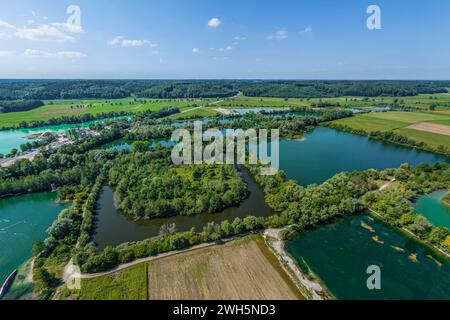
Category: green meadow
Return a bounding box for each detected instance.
[74,263,148,300]
[332,111,450,149]
[0,97,215,128]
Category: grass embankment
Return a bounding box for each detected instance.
[72,263,148,300]
[0,98,215,128]
[66,235,303,300]
[331,111,450,151]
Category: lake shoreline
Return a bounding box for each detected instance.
[263,228,332,300]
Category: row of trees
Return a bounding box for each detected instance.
[241,81,449,98]
[1,80,448,103]
[329,122,450,155]
[0,99,43,113]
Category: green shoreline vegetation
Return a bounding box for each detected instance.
[0,105,447,299]
[1,80,450,300]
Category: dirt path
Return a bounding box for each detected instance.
[74,237,248,280]
[379,178,396,191]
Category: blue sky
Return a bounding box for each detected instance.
[0,0,449,79]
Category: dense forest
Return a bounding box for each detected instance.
[108,151,248,219]
[0,99,44,113]
[0,80,448,103]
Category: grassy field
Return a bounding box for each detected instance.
[0,97,216,128]
[170,107,218,119]
[216,93,450,110]
[147,235,303,300]
[69,235,303,300]
[332,111,450,149]
[75,263,148,300]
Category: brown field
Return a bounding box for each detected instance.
[406,122,450,136]
[147,235,303,300]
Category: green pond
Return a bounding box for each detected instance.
[0,192,69,284]
[414,191,450,229]
[0,116,130,155]
[287,215,450,300]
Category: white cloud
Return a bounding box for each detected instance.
[267,30,288,41]
[219,45,233,52]
[192,47,200,54]
[23,49,86,58]
[234,36,246,41]
[207,18,221,28]
[109,36,158,48]
[50,22,84,34]
[300,26,313,34]
[31,10,36,17]
[16,24,75,42]
[0,19,82,42]
[0,20,16,39]
[0,50,14,58]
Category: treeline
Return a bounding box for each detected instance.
[328,123,450,155]
[0,80,448,102]
[241,81,449,98]
[0,80,240,100]
[0,99,43,113]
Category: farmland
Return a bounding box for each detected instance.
[331,111,450,150]
[147,235,303,300]
[215,92,450,110]
[67,235,303,300]
[0,97,216,128]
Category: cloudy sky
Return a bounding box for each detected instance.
[0,0,449,79]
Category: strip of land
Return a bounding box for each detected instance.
[67,235,304,300]
[406,122,450,136]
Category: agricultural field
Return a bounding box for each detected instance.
[67,235,303,300]
[147,235,303,300]
[215,93,450,110]
[0,97,216,128]
[332,111,450,149]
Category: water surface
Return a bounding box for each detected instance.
[287,215,450,299]
[0,193,69,283]
[414,191,450,229]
